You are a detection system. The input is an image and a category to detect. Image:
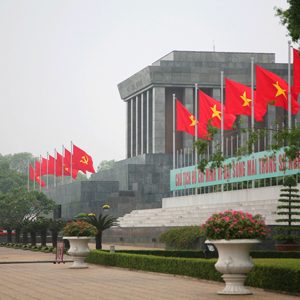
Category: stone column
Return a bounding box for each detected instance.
[130,98,133,158]
[152,87,165,153]
[146,90,150,153]
[126,100,130,158]
[136,95,139,156]
[141,93,144,154]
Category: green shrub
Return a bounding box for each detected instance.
[110,250,300,259]
[86,251,300,294]
[159,226,203,249]
[86,250,221,281]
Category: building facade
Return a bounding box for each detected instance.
[118,50,292,159]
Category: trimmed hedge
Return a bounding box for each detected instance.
[0,242,54,253]
[110,249,300,259]
[86,250,300,294]
[86,251,221,281]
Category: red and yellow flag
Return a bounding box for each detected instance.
[198,90,236,130]
[293,48,300,96]
[55,152,63,176]
[72,144,96,174]
[29,164,46,187]
[256,65,299,114]
[64,148,79,179]
[225,78,267,121]
[176,99,209,139]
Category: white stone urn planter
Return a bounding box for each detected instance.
[206,239,260,295]
[63,236,91,269]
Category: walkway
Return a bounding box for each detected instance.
[0,246,298,300]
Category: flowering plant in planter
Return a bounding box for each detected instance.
[201,210,269,240]
[63,220,97,237]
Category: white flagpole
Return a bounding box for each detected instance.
[54,149,57,188]
[221,71,224,155]
[70,141,73,183]
[46,152,49,189]
[33,158,36,190]
[27,160,30,191]
[288,40,292,129]
[194,83,198,196]
[62,145,64,185]
[251,57,255,189]
[251,57,255,133]
[172,94,176,197]
[39,155,42,192]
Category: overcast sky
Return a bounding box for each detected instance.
[0,0,292,169]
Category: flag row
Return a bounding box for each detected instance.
[176,49,300,139]
[29,143,95,187]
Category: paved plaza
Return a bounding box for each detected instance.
[0,246,299,300]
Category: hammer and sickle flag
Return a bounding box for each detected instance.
[72,144,95,174]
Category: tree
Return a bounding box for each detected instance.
[97,160,116,172]
[276,0,300,44]
[0,160,27,194]
[0,189,55,243]
[75,213,118,249]
[275,176,300,244]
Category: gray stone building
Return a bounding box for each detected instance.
[118,50,290,158]
[48,50,292,220]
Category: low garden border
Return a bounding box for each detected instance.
[86,250,300,295]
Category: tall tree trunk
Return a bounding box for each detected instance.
[40,230,47,247]
[22,231,28,244]
[30,231,36,246]
[15,228,21,244]
[95,232,102,250]
[6,229,12,243]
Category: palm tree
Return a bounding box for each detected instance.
[76,213,118,249]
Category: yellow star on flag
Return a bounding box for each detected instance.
[189,114,198,127]
[210,104,221,120]
[240,91,252,107]
[273,81,286,99]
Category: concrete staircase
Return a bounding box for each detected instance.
[117,198,278,227]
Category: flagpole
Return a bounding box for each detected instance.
[39,155,42,192]
[70,141,73,183]
[54,149,56,188]
[62,145,64,185]
[172,94,176,197]
[33,158,36,190]
[221,71,224,155]
[251,57,255,132]
[194,83,198,196]
[27,160,30,191]
[288,40,292,129]
[46,152,49,189]
[251,57,255,189]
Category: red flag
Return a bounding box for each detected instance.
[176,99,209,139]
[29,164,35,181]
[293,48,300,96]
[55,152,63,176]
[198,90,236,130]
[256,65,299,114]
[34,160,42,177]
[225,78,267,121]
[29,164,46,187]
[41,157,48,175]
[72,144,96,174]
[64,148,79,179]
[47,155,55,175]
